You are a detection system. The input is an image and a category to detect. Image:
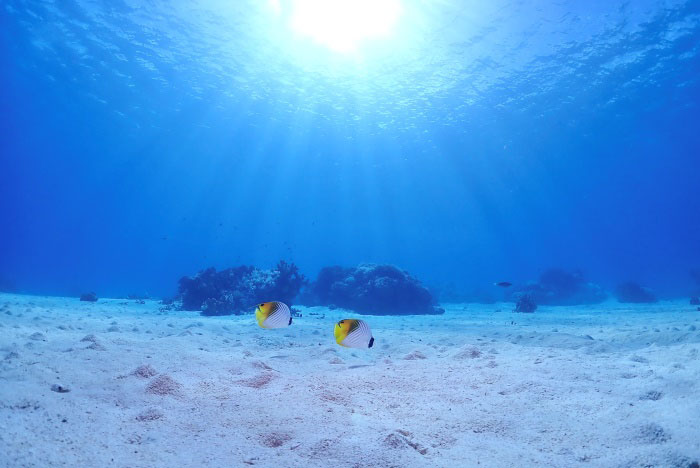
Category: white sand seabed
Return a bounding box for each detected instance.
[1,292,699,467]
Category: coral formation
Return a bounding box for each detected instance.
[301,264,443,315]
[690,297,700,306]
[514,294,537,313]
[177,261,306,316]
[615,282,658,303]
[79,292,98,302]
[511,269,606,305]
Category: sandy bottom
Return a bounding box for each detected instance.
[1,293,699,467]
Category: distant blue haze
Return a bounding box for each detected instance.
[1,0,699,299]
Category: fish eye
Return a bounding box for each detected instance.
[259,303,265,307]
[339,320,344,324]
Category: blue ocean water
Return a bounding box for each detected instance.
[1,0,699,299]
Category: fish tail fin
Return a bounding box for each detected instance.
[368,337,374,348]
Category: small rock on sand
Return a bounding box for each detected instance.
[50,384,70,393]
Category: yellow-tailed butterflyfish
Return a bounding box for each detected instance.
[334,319,374,348]
[255,301,292,329]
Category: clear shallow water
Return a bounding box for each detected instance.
[3,4,700,465]
[1,1,699,297]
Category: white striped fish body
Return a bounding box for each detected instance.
[336,319,374,348]
[256,301,292,329]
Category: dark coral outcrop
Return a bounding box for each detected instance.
[514,293,537,313]
[301,263,443,315]
[511,269,606,306]
[79,292,98,302]
[177,261,306,316]
[615,282,658,303]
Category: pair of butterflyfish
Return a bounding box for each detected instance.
[255,301,374,349]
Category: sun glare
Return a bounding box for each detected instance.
[285,0,402,53]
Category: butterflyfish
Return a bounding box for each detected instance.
[334,319,374,349]
[255,301,292,329]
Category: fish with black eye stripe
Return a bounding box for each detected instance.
[255,301,292,329]
[334,319,374,348]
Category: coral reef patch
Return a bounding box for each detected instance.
[514,294,537,313]
[79,292,98,302]
[301,263,443,315]
[177,261,306,316]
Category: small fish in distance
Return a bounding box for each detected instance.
[494,282,512,288]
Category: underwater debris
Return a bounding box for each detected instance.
[615,282,658,303]
[79,292,98,302]
[514,294,537,313]
[177,261,306,316]
[511,269,606,305]
[302,263,443,315]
